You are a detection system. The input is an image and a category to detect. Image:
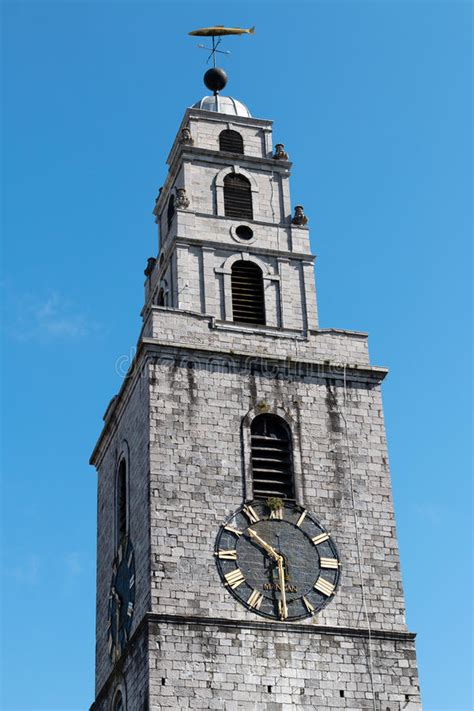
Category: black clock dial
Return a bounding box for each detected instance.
[215,500,341,621]
[107,538,135,661]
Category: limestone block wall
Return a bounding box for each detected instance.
[147,242,316,329]
[147,619,421,710]
[171,211,304,255]
[173,160,290,224]
[147,348,406,633]
[143,309,369,366]
[91,623,149,711]
[93,366,151,694]
[185,113,272,158]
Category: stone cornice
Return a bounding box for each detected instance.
[138,336,387,384]
[147,611,416,642]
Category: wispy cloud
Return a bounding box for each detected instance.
[6,554,41,584]
[5,289,98,343]
[412,501,443,526]
[64,551,84,577]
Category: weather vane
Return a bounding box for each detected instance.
[189,25,255,68]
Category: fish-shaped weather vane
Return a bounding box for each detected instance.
[189,25,255,67]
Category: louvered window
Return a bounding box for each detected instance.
[231,261,265,325]
[224,174,253,220]
[219,129,244,154]
[117,459,127,543]
[167,194,175,228]
[251,415,294,499]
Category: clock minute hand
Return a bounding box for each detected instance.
[277,556,288,620]
[247,528,281,562]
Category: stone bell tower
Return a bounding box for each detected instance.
[90,62,422,710]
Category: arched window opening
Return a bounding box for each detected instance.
[117,459,127,544]
[157,288,165,306]
[251,415,294,499]
[167,194,175,229]
[224,174,253,220]
[113,691,124,711]
[231,261,265,325]
[219,129,244,154]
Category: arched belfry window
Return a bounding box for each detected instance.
[251,415,294,499]
[231,261,265,325]
[219,129,244,154]
[117,458,127,544]
[167,194,175,229]
[224,174,253,220]
[113,691,124,711]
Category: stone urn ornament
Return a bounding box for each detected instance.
[292,205,308,226]
[273,143,289,160]
[175,187,190,209]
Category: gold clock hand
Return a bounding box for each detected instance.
[247,528,281,562]
[277,556,288,620]
[112,587,122,658]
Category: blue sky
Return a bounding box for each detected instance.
[1,1,472,709]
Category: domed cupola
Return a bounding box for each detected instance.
[191,94,251,117]
[191,66,251,117]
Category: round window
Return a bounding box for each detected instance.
[235,225,254,241]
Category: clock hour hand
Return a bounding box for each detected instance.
[247,528,281,562]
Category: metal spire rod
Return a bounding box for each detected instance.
[197,37,231,66]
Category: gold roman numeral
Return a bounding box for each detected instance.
[215,549,238,560]
[320,557,339,569]
[247,589,264,610]
[312,532,330,545]
[269,507,283,520]
[224,525,243,537]
[296,510,307,527]
[224,568,246,589]
[303,596,314,613]
[314,577,335,596]
[243,505,260,524]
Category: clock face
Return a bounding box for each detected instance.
[107,538,135,662]
[215,500,341,621]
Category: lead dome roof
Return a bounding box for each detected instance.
[191,95,252,117]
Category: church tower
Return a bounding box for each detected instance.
[90,56,422,710]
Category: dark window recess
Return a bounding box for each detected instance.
[231,261,265,325]
[224,174,253,220]
[117,459,127,542]
[157,288,165,306]
[114,692,123,711]
[167,194,175,228]
[219,129,244,154]
[235,225,253,241]
[251,414,294,499]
